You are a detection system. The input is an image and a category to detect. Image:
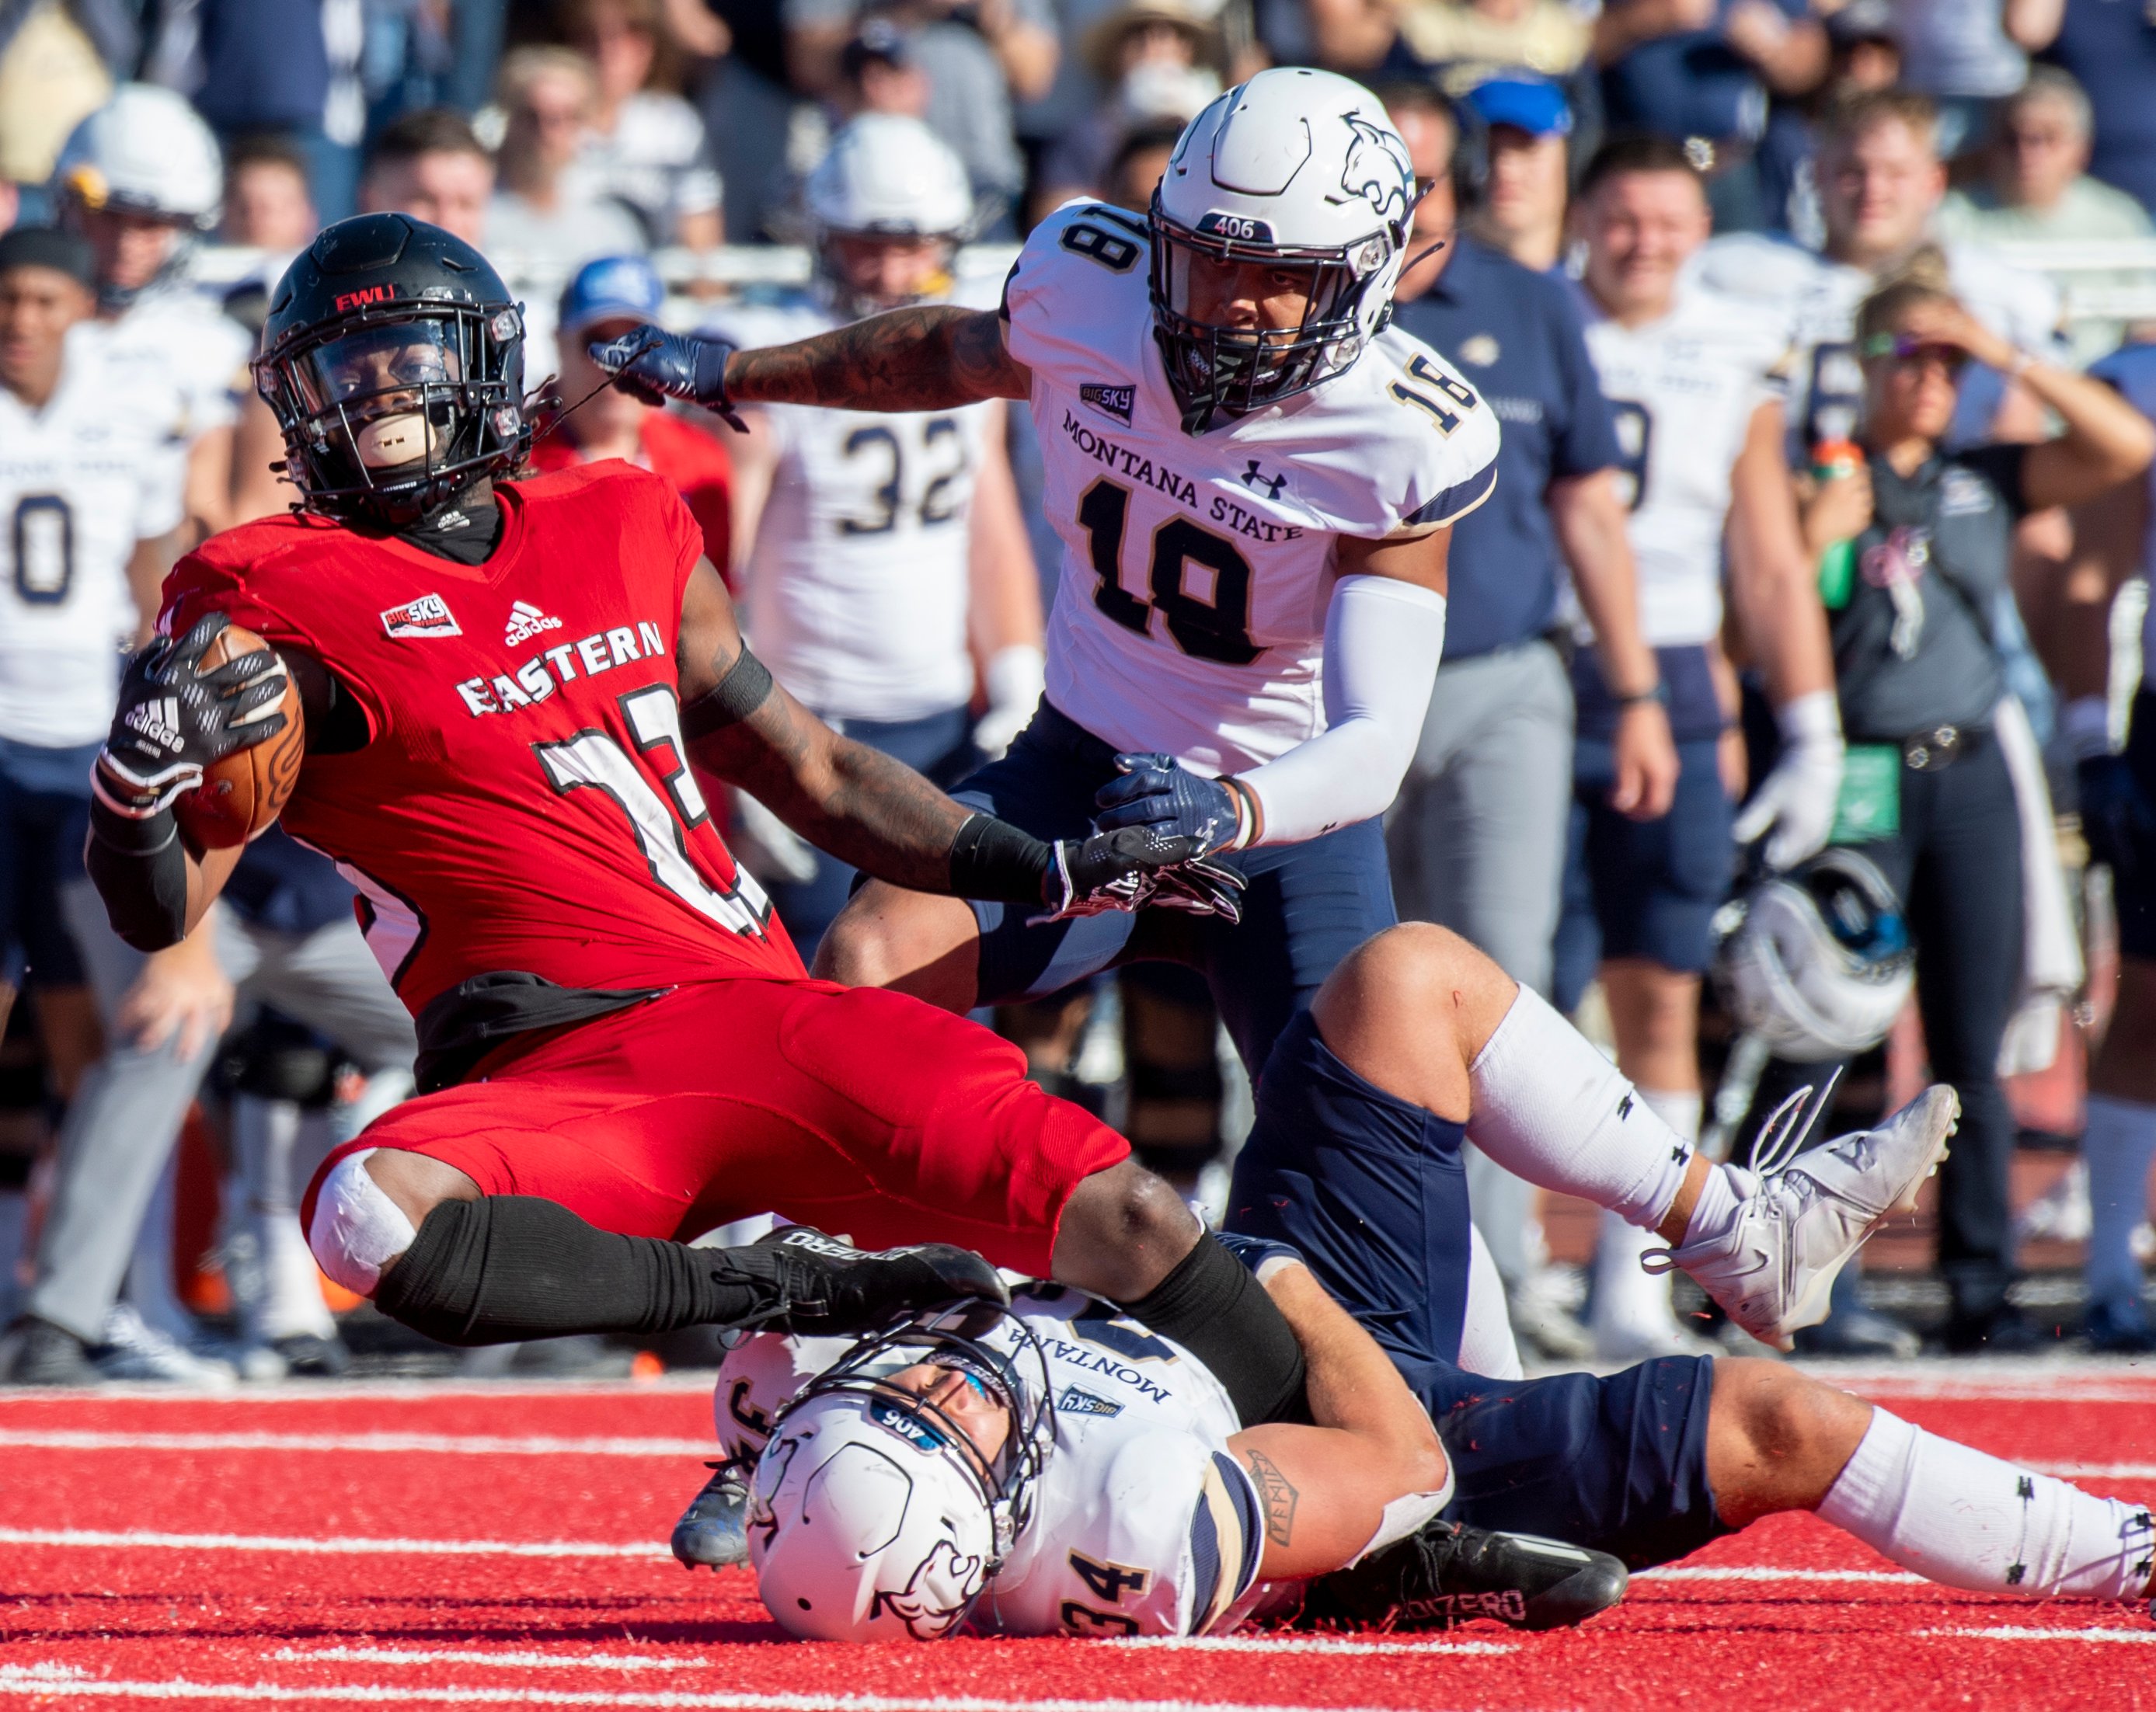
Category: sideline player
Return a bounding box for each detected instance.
[597,69,1500,1105]
[1561,137,1846,1360]
[84,211,1322,1429]
[719,1244,2156,1641]
[0,227,188,1384]
[2054,336,2156,1353]
[699,115,1046,955]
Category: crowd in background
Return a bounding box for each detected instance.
[2,0,2155,1386]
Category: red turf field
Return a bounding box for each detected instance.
[1,1363,2151,1711]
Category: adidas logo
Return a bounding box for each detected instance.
[124,697,183,753]
[505,599,564,648]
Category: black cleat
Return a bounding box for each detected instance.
[672,1461,751,1570]
[1301,1519,1629,1634]
[271,1332,353,1378]
[711,1226,1008,1337]
[1,1317,101,1387]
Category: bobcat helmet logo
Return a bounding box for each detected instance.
[1334,114,1413,226]
[871,1538,988,1641]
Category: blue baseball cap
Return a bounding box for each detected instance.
[1466,75,1573,139]
[559,253,666,336]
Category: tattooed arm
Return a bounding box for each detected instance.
[675,557,974,891]
[726,305,1030,411]
[1224,1261,1451,1580]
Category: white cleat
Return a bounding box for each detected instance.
[1656,1084,1958,1352]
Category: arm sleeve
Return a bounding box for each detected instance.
[1234,574,1447,845]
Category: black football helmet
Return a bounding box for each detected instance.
[254,214,529,527]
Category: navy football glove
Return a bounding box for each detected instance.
[2080,751,2156,886]
[1094,753,1244,855]
[589,325,746,431]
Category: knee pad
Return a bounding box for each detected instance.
[307,1149,417,1296]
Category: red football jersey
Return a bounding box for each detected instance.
[165,462,803,1014]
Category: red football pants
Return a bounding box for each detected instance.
[302,976,1130,1277]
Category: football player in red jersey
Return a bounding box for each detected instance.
[82,214,1316,1426]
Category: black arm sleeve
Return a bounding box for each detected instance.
[946,811,1054,904]
[85,799,190,952]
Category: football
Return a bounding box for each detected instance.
[172,623,305,849]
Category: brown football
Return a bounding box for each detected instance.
[172,624,305,849]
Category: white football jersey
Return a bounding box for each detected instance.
[82,283,253,444]
[705,294,991,724]
[0,341,186,747]
[1008,200,1500,776]
[1582,287,1791,648]
[1689,232,2062,456]
[716,1284,1266,1640]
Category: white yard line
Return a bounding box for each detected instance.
[274,1639,1515,1669]
[0,1670,1450,1712]
[1636,1566,1925,1585]
[0,1527,668,1559]
[0,1430,712,1456]
[1915,1627,2156,1644]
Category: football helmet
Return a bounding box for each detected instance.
[747,1301,1054,1641]
[52,84,225,311]
[806,114,974,318]
[1715,848,1914,1063]
[253,214,529,528]
[1151,67,1417,433]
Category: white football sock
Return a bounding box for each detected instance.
[1466,986,1694,1230]
[2082,1094,2156,1311]
[1819,1407,2156,1601]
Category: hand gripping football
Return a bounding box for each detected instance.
[172,624,305,847]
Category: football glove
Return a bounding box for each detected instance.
[2080,750,2156,886]
[1036,826,1245,925]
[708,1224,1008,1336]
[93,613,291,820]
[588,325,747,431]
[1731,691,1844,872]
[1094,752,1245,854]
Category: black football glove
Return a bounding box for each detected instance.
[709,1224,1008,1337]
[93,613,290,820]
[2079,750,2156,888]
[1094,752,1244,854]
[588,325,747,430]
[1035,825,1245,925]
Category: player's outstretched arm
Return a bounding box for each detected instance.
[1222,1258,1451,1582]
[675,560,1241,918]
[86,613,286,950]
[592,308,1030,419]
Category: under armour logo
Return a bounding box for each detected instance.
[1242,460,1287,499]
[1672,1146,1690,1165]
[124,697,183,753]
[1618,1094,1635,1121]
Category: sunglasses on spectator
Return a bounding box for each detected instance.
[1861,334,1969,374]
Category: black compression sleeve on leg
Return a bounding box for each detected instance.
[373,1196,762,1345]
[1114,1231,1312,1426]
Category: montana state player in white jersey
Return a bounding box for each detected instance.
[702,117,1045,953]
[1561,137,1844,1362]
[598,68,1499,1113]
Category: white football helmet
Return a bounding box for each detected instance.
[1715,848,1914,1063]
[53,84,224,311]
[746,1302,1054,1643]
[806,114,974,318]
[1151,66,1418,433]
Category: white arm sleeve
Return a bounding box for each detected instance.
[1235,573,1446,847]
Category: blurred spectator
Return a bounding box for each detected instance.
[1103,115,1185,212]
[359,106,496,245]
[0,1,125,204]
[1379,82,1674,1362]
[1593,0,1828,231]
[2041,0,2156,215]
[486,46,648,275]
[792,2,1060,233]
[560,0,726,248]
[695,2,798,242]
[1939,67,2151,363]
[1035,0,1221,217]
[172,0,364,222]
[221,134,319,251]
[1756,0,1903,245]
[1890,0,2063,159]
[1463,73,1573,272]
[530,252,730,565]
